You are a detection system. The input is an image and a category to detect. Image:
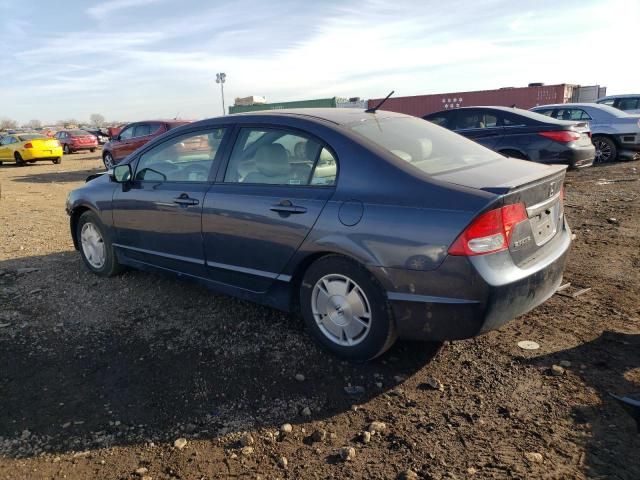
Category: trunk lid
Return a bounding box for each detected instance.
[30,138,61,149]
[434,157,566,266]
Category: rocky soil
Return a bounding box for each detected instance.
[0,152,639,479]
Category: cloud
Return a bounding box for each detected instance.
[86,0,164,19]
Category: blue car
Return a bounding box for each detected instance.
[67,109,571,361]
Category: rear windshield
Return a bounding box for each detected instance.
[349,116,501,175]
[69,129,91,135]
[18,134,47,140]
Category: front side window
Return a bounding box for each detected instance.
[224,128,336,186]
[134,124,152,138]
[134,128,226,183]
[455,112,498,130]
[119,126,134,140]
[349,116,501,175]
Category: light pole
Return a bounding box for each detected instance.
[215,72,226,115]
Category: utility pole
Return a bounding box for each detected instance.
[215,72,226,115]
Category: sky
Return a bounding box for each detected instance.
[0,0,638,125]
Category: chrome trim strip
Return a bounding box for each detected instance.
[526,191,561,216]
[113,243,203,264]
[387,292,480,304]
[206,260,290,282]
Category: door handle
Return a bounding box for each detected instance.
[270,200,307,214]
[173,194,199,206]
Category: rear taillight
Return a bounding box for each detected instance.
[448,203,528,256]
[24,142,33,148]
[539,131,581,143]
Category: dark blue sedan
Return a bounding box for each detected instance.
[67,109,571,361]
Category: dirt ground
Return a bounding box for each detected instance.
[0,151,638,480]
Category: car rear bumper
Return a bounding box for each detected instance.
[70,144,98,150]
[555,145,595,168]
[375,219,572,341]
[21,148,63,160]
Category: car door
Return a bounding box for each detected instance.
[111,124,136,161]
[111,127,228,277]
[0,136,14,160]
[202,126,337,292]
[453,109,504,149]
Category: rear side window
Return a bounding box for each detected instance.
[556,108,591,121]
[350,116,500,175]
[597,98,615,106]
[533,109,553,117]
[425,114,449,127]
[617,97,639,111]
[224,128,336,186]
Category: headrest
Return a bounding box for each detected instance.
[255,144,289,177]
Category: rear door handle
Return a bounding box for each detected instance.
[270,200,307,214]
[173,194,199,206]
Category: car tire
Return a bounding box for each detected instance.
[0,161,3,166]
[63,144,71,155]
[300,255,397,361]
[592,136,617,163]
[28,160,36,164]
[52,157,62,164]
[90,148,96,153]
[103,152,115,170]
[76,210,123,277]
[14,152,25,166]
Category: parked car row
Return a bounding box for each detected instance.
[424,102,640,166]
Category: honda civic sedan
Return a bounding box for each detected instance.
[66,109,571,361]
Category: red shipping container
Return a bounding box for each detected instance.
[368,84,576,117]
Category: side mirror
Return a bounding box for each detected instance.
[112,164,132,183]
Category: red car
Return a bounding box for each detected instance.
[101,120,190,169]
[54,130,99,154]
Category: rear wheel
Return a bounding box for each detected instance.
[300,255,396,361]
[28,160,36,164]
[593,136,617,163]
[14,152,25,166]
[90,148,96,153]
[52,157,62,164]
[63,144,71,155]
[76,211,122,277]
[103,151,114,170]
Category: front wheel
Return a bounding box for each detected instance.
[52,157,62,164]
[77,211,122,277]
[593,136,617,163]
[14,153,25,166]
[300,255,396,361]
[103,152,114,170]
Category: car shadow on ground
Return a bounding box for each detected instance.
[8,166,104,184]
[528,330,640,479]
[0,251,442,458]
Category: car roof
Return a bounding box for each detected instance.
[598,94,640,99]
[426,105,568,123]
[531,103,631,117]
[229,108,409,125]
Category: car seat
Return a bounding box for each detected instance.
[243,144,291,184]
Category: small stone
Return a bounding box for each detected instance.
[467,467,477,475]
[61,422,71,429]
[173,438,188,450]
[278,456,288,469]
[311,429,327,442]
[239,433,254,447]
[295,373,305,382]
[241,446,254,456]
[361,431,371,443]
[52,456,61,463]
[301,407,311,417]
[368,421,387,433]
[399,469,419,480]
[607,217,619,225]
[339,446,356,461]
[517,340,540,350]
[422,377,444,391]
[329,432,337,439]
[524,452,544,463]
[141,476,152,480]
[344,385,366,395]
[230,453,238,459]
[135,467,149,476]
[280,423,293,434]
[550,365,565,376]
[559,360,572,368]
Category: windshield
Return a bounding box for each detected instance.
[18,134,47,141]
[592,104,633,117]
[349,116,501,175]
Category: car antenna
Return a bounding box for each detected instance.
[365,90,395,113]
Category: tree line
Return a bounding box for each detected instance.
[0,114,108,130]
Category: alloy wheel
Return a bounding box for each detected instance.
[594,139,612,163]
[311,274,372,346]
[103,153,114,169]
